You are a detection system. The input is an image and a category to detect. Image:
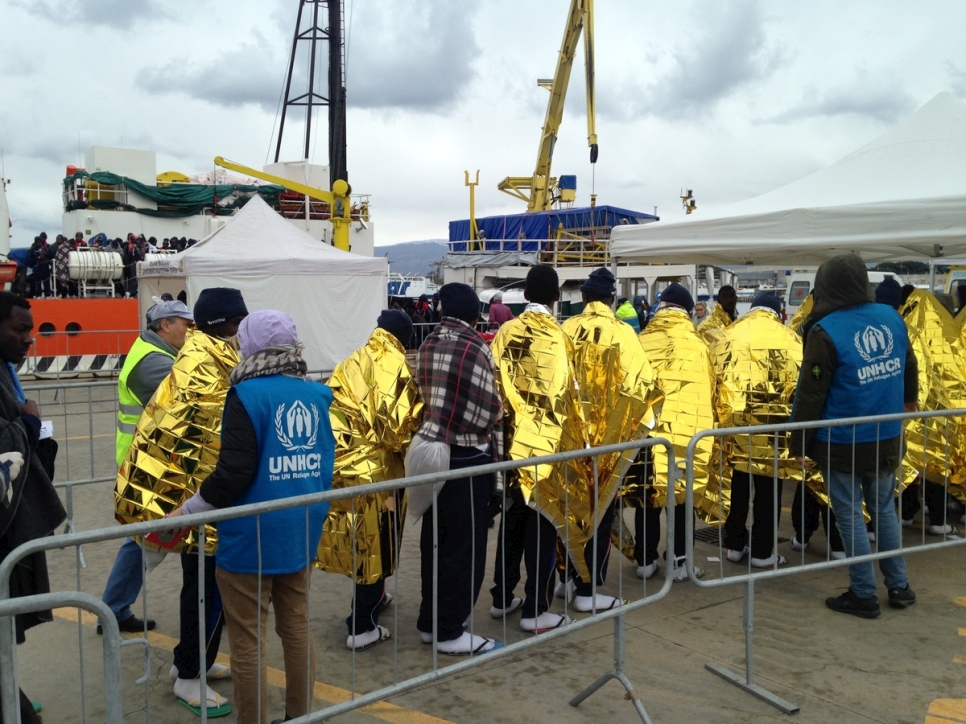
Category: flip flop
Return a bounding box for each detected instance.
[572,595,625,613]
[177,689,231,718]
[32,702,42,714]
[520,613,573,633]
[347,625,391,651]
[438,637,503,656]
[169,663,231,682]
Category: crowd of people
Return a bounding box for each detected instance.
[3,253,962,721]
[17,231,197,299]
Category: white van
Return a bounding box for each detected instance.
[785,270,903,317]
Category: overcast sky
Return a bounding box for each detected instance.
[1,0,964,249]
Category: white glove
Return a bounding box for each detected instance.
[0,452,24,482]
[0,452,24,505]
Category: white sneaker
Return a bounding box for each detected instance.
[726,546,748,563]
[928,523,956,535]
[672,558,702,582]
[831,550,846,560]
[901,518,914,528]
[636,562,658,579]
[519,612,573,633]
[789,535,807,552]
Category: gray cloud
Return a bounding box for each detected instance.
[12,0,170,29]
[766,72,917,124]
[136,32,286,112]
[344,1,480,110]
[600,1,782,121]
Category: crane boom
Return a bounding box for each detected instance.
[213,156,352,251]
[498,0,596,211]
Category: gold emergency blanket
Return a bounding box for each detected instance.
[710,308,807,501]
[491,310,591,579]
[788,294,814,335]
[639,308,719,521]
[115,329,239,553]
[561,302,662,539]
[697,302,734,346]
[899,291,966,501]
[316,328,423,584]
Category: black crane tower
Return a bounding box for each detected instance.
[274,0,348,184]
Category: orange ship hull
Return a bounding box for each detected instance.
[27,298,139,369]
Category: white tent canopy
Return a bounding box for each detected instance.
[139,195,387,373]
[611,92,966,266]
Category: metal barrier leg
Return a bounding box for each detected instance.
[704,581,799,714]
[569,613,652,723]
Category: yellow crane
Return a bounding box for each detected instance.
[213,156,353,251]
[498,0,597,212]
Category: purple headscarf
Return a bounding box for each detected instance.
[238,310,298,358]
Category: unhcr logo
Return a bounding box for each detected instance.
[853,324,901,384]
[269,400,323,480]
[853,325,894,363]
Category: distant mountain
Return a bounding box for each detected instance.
[374,239,448,276]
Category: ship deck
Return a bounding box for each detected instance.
[15,381,966,723]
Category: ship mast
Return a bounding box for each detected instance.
[274,0,348,184]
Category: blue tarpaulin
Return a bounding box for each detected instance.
[448,205,658,252]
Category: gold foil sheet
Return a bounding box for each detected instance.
[638,308,719,522]
[697,302,734,346]
[491,310,592,579]
[115,329,240,553]
[561,302,663,561]
[316,328,423,584]
[710,308,807,483]
[899,290,966,502]
[788,294,814,336]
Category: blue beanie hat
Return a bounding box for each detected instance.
[751,292,782,316]
[193,287,248,328]
[659,283,694,314]
[439,283,481,324]
[580,267,616,297]
[875,277,902,309]
[378,309,414,346]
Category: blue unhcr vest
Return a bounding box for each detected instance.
[216,375,335,575]
[812,303,907,445]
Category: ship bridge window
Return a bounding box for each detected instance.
[65,322,81,336]
[38,323,55,338]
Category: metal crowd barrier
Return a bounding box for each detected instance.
[0,436,677,724]
[684,408,966,714]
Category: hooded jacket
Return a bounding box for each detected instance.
[790,254,917,475]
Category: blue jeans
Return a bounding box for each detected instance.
[101,538,144,622]
[824,465,908,599]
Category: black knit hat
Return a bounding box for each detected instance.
[875,277,902,309]
[580,267,616,297]
[659,283,694,314]
[751,292,782,316]
[193,287,248,327]
[439,283,481,324]
[377,309,414,346]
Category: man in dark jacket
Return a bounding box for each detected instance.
[0,292,66,723]
[790,254,918,618]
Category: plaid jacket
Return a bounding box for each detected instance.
[416,317,504,461]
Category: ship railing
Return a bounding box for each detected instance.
[446,230,615,268]
[681,409,966,714]
[0,436,676,723]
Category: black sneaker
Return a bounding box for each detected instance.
[97,616,157,635]
[825,589,881,619]
[888,585,917,609]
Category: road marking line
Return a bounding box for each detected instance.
[953,596,966,608]
[926,698,966,723]
[52,608,453,724]
[954,656,966,667]
[959,628,966,638]
[64,433,114,441]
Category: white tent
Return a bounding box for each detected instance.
[139,195,387,373]
[611,92,966,266]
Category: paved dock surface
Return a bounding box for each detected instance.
[12,380,966,723]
